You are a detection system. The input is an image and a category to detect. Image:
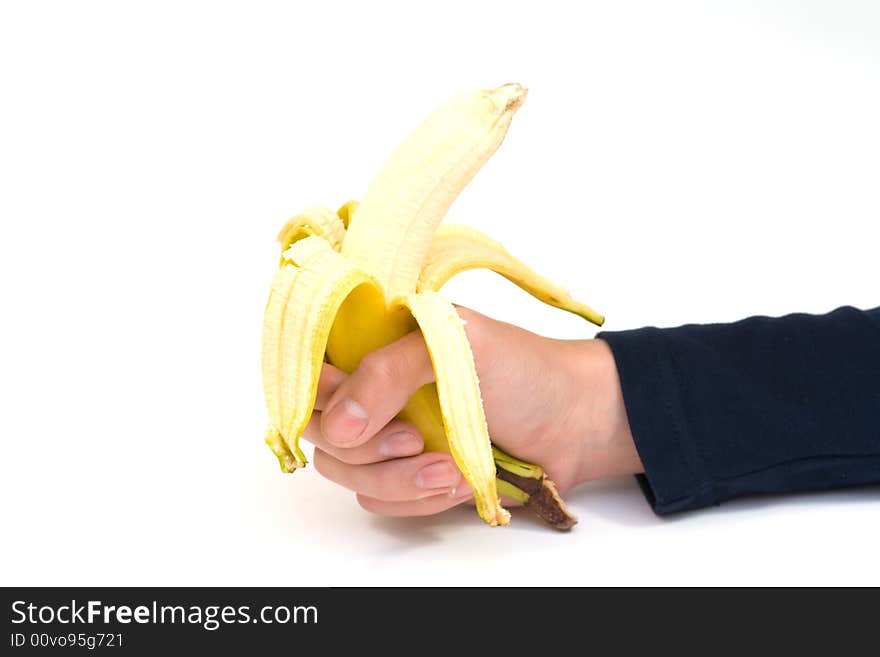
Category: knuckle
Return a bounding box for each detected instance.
[456,307,484,348]
[359,349,400,384]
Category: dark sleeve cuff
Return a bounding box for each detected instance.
[599,327,717,514]
[599,305,880,516]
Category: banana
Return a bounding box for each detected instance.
[261,83,603,528]
[342,83,527,302]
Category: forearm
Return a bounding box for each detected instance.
[598,305,880,514]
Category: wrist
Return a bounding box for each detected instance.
[562,338,642,484]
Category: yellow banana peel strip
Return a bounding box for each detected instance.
[403,291,510,526]
[262,235,377,470]
[262,265,300,467]
[419,224,604,326]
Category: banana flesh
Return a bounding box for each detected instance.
[342,83,527,302]
[260,83,602,528]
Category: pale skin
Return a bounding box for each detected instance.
[306,307,644,518]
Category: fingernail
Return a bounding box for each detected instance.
[450,481,473,499]
[323,398,368,445]
[378,432,423,458]
[414,462,458,490]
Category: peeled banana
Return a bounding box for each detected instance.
[261,83,603,528]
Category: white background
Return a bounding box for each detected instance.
[1,1,877,586]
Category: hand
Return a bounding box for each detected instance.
[306,306,643,517]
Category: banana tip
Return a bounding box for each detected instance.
[493,82,528,111]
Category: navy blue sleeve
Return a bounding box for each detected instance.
[598,306,880,515]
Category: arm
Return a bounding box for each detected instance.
[600,305,880,514]
[307,304,880,518]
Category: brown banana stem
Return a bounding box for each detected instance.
[495,467,578,531]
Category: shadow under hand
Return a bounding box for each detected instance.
[366,480,880,552]
[368,475,665,549]
[563,476,666,528]
[366,504,478,550]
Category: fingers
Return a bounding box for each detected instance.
[320,331,436,448]
[356,490,474,517]
[314,363,346,411]
[307,419,424,465]
[309,360,429,465]
[309,331,481,519]
[313,449,471,502]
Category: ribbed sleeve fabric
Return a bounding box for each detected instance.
[599,306,880,514]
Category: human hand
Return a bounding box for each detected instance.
[305,307,642,517]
